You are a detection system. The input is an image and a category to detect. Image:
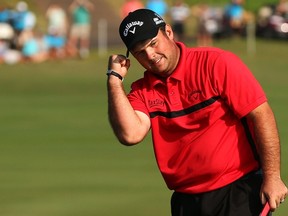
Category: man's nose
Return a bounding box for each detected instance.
[144,47,155,60]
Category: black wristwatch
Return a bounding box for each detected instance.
[106,70,124,81]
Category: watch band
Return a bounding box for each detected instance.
[106,70,124,81]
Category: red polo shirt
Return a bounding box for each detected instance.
[127,42,267,193]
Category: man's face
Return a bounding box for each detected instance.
[130,25,180,78]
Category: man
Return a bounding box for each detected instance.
[69,0,94,58]
[169,0,190,41]
[107,9,287,216]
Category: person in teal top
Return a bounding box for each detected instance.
[72,3,91,24]
[69,0,94,58]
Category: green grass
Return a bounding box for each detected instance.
[0,39,287,216]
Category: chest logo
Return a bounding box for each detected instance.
[189,90,202,100]
[148,99,164,108]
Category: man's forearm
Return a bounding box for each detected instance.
[107,77,148,145]
[249,103,280,179]
[247,102,287,210]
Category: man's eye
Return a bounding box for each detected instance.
[150,41,157,47]
[134,50,145,57]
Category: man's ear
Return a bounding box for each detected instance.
[164,24,174,40]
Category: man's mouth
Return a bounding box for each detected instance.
[152,56,163,65]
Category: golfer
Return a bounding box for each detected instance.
[106,9,287,216]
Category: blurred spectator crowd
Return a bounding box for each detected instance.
[0,0,287,64]
[256,0,288,39]
[121,0,288,47]
[0,0,94,65]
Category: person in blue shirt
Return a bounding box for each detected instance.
[0,5,13,24]
[146,0,168,18]
[224,0,245,35]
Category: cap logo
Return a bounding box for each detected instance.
[153,17,164,25]
[123,21,144,37]
[129,27,136,34]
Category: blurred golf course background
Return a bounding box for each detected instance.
[1,0,288,215]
